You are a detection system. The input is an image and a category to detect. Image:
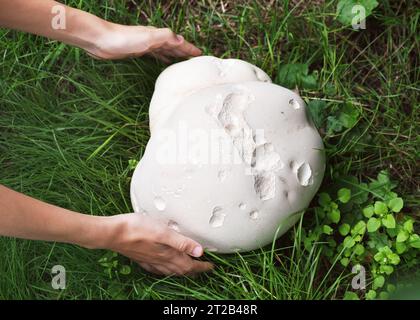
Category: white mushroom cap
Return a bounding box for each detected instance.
[149,56,271,134]
[131,56,325,253]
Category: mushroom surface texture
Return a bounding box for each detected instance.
[130,56,326,253]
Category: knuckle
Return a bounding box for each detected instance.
[162,27,174,36]
[155,247,169,259]
[177,241,189,252]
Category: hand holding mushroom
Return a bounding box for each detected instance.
[0,0,209,276]
[0,185,213,276]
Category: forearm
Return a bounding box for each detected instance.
[0,0,111,53]
[0,185,113,249]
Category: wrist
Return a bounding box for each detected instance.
[78,214,126,250]
[65,6,114,56]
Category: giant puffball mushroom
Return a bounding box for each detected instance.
[131,56,325,253]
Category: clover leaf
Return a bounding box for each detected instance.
[338,188,351,203]
[367,217,381,233]
[374,201,388,215]
[388,197,403,212]
[381,214,396,229]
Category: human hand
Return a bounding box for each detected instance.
[0,185,212,276]
[0,0,201,63]
[101,213,213,276]
[88,25,202,62]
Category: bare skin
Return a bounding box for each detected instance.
[0,0,202,62]
[0,0,213,275]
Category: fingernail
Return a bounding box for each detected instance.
[192,246,203,257]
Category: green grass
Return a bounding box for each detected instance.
[0,0,418,299]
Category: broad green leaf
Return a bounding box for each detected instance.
[384,191,398,202]
[301,74,317,90]
[304,238,313,251]
[382,214,396,229]
[367,217,381,232]
[363,205,374,218]
[386,226,398,238]
[338,103,360,129]
[379,265,394,275]
[368,171,397,199]
[336,0,379,26]
[403,219,414,233]
[352,220,366,236]
[379,291,389,300]
[387,284,396,293]
[339,176,369,204]
[339,223,351,236]
[409,234,420,248]
[343,236,356,248]
[373,275,385,290]
[344,247,352,257]
[328,208,341,224]
[395,242,407,254]
[396,230,409,243]
[366,290,377,300]
[374,251,385,263]
[318,192,331,206]
[276,63,318,89]
[353,243,365,255]
[343,291,359,300]
[322,225,333,235]
[388,197,403,212]
[374,246,393,263]
[337,188,351,203]
[374,201,388,215]
[307,100,327,129]
[388,253,400,265]
[340,257,349,267]
[277,63,307,89]
[367,232,390,249]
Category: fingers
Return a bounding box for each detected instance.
[153,264,175,276]
[186,258,214,275]
[149,28,202,59]
[149,52,171,64]
[151,257,213,276]
[172,35,202,57]
[169,252,214,275]
[138,262,162,275]
[139,262,175,276]
[139,246,214,276]
[160,229,204,257]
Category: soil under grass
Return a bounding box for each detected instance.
[0,0,418,299]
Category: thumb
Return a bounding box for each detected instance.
[162,229,204,258]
